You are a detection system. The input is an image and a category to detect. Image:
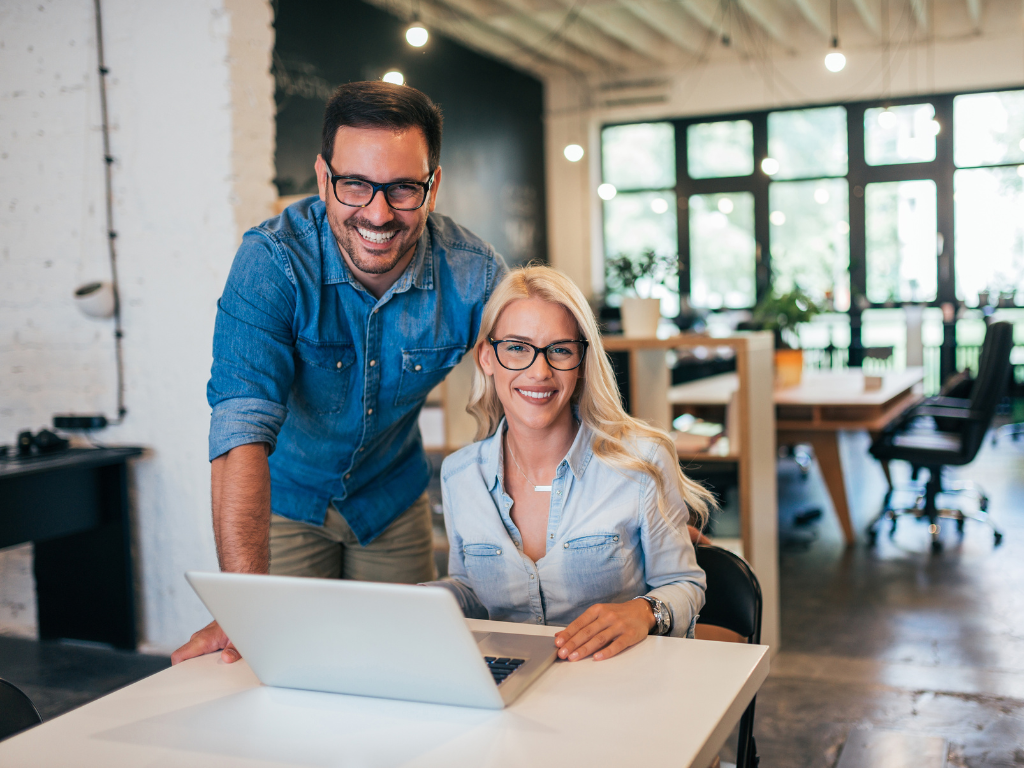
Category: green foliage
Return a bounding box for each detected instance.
[605,250,677,299]
[750,288,823,348]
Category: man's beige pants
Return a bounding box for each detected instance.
[269,491,436,582]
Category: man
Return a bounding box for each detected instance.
[172,82,506,664]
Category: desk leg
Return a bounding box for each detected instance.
[780,430,855,547]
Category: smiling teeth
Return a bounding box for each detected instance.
[518,390,554,399]
[357,227,397,244]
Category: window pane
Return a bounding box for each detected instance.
[864,104,938,166]
[603,190,679,316]
[689,192,756,308]
[601,123,675,191]
[954,166,1024,305]
[687,121,754,179]
[865,180,937,303]
[768,107,848,179]
[954,90,1024,167]
[769,179,850,311]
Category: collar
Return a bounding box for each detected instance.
[482,416,594,492]
[319,203,435,293]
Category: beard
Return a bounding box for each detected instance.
[327,205,427,276]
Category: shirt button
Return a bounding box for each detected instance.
[530,574,535,580]
[563,543,569,549]
[613,536,619,542]
[345,473,351,480]
[336,361,343,369]
[549,534,554,539]
[369,359,376,367]
[496,549,502,555]
[358,447,365,452]
[414,364,422,371]
[367,408,373,415]
[556,490,562,496]
[536,617,543,624]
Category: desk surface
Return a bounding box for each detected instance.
[669,368,924,407]
[0,446,143,480]
[0,619,769,768]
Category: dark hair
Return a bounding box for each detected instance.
[321,81,443,171]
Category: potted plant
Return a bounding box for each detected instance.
[749,288,822,387]
[605,250,677,338]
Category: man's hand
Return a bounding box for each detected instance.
[553,599,656,662]
[170,620,241,665]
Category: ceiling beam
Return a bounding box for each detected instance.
[907,0,927,28]
[849,0,880,35]
[626,0,712,55]
[484,10,625,70]
[787,0,829,36]
[674,0,726,32]
[578,4,694,63]
[734,0,794,46]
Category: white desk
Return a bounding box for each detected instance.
[0,619,769,768]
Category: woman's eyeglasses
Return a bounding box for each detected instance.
[488,338,588,371]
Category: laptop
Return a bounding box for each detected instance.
[185,571,558,710]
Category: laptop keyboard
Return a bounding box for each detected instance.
[484,656,526,685]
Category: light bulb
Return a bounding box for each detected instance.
[1018,165,1024,178]
[1019,138,1024,152]
[824,51,846,72]
[717,198,734,214]
[929,120,941,135]
[814,188,830,204]
[770,210,786,226]
[761,157,779,176]
[563,144,585,162]
[382,71,405,85]
[406,24,428,47]
[878,109,897,130]
[597,183,617,201]
[650,198,669,214]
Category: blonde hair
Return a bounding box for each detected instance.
[467,265,714,529]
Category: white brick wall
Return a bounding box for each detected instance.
[0,0,275,652]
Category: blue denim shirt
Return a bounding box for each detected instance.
[429,421,706,637]
[207,197,506,544]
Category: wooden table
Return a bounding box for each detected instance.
[669,368,924,546]
[0,618,769,768]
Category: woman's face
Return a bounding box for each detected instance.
[479,297,582,435]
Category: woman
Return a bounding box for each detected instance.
[428,266,714,663]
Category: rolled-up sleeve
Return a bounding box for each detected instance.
[641,444,708,638]
[420,476,490,619]
[207,232,297,461]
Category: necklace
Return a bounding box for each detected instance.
[506,435,552,492]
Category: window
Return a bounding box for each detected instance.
[768,107,848,179]
[769,179,850,310]
[686,121,753,179]
[602,123,675,190]
[953,90,1024,168]
[688,192,756,308]
[864,104,938,166]
[865,180,938,303]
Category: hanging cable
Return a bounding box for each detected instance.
[93,0,127,423]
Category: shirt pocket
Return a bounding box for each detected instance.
[561,532,629,606]
[292,339,356,415]
[394,344,465,407]
[461,543,510,605]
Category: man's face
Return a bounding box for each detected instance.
[316,126,441,277]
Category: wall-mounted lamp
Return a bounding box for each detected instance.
[563,144,585,162]
[74,281,116,319]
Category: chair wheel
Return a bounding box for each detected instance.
[931,539,943,553]
[995,532,1003,546]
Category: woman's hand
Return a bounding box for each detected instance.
[554,599,656,662]
[170,620,241,665]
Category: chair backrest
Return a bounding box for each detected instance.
[694,545,762,645]
[0,679,41,741]
[961,321,1014,456]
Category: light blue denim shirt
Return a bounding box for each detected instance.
[207,197,506,544]
[431,420,706,637]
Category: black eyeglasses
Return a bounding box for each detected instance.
[489,338,589,371]
[326,162,436,211]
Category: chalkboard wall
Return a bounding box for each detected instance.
[273,0,548,265]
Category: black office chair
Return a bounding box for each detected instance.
[0,679,41,741]
[695,545,762,768]
[867,321,1013,552]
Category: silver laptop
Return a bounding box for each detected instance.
[185,571,557,709]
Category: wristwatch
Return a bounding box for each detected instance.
[634,595,672,636]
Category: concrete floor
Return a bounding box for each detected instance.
[2,431,1023,765]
